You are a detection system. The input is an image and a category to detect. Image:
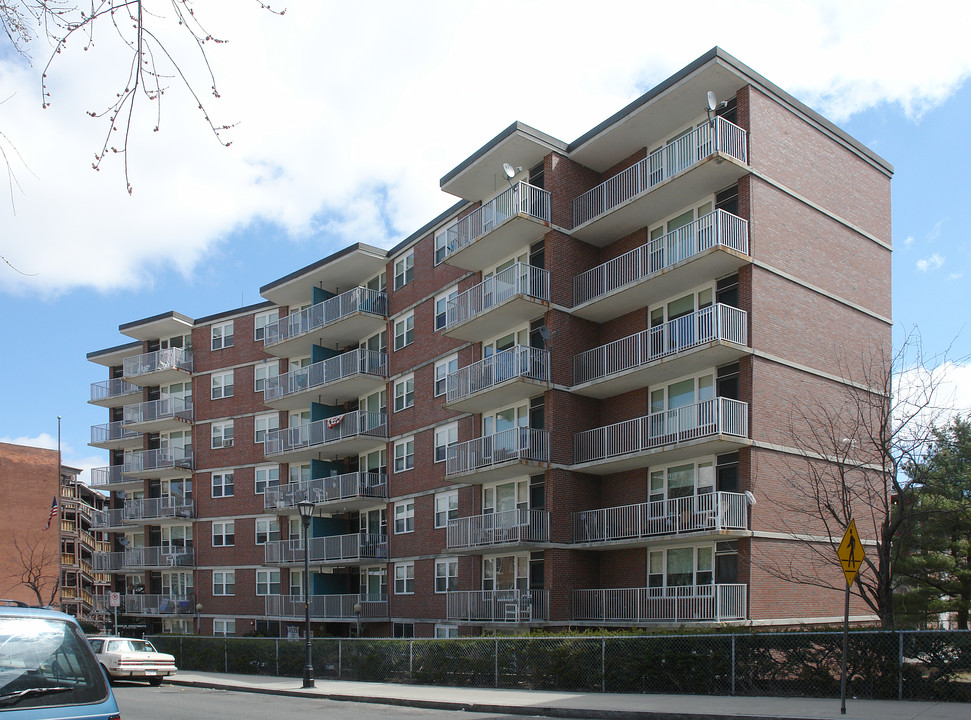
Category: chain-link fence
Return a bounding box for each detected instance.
[149,630,971,701]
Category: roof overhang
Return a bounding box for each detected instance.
[87,341,143,367]
[260,244,388,308]
[118,312,194,342]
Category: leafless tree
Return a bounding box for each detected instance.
[7,532,60,606]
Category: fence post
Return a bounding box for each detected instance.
[224,637,228,674]
[409,639,414,680]
[276,638,279,676]
[495,637,499,688]
[601,637,606,693]
[898,631,904,700]
[731,634,736,696]
[338,638,343,679]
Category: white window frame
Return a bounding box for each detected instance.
[254,311,276,342]
[255,517,281,545]
[212,521,235,547]
[393,251,414,289]
[434,624,459,638]
[211,321,234,351]
[434,423,458,464]
[393,374,415,412]
[394,499,415,534]
[213,618,235,636]
[254,360,279,392]
[434,490,458,528]
[289,462,311,484]
[255,569,281,596]
[254,412,279,444]
[211,370,234,400]
[394,312,415,350]
[394,562,415,594]
[434,222,456,265]
[394,437,414,473]
[211,420,234,449]
[255,464,280,495]
[435,557,458,593]
[212,571,235,596]
[434,287,458,330]
[212,472,234,498]
[434,354,458,397]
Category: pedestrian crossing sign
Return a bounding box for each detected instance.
[837,519,864,586]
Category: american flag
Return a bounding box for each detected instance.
[45,496,58,530]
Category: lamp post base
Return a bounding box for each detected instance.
[303,665,315,688]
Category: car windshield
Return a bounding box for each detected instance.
[107,639,156,653]
[0,616,109,710]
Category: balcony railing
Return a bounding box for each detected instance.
[574,210,749,306]
[573,117,747,228]
[90,465,130,488]
[447,509,550,549]
[264,349,387,403]
[90,378,140,403]
[264,472,387,511]
[264,411,387,457]
[574,304,747,385]
[123,397,193,425]
[264,533,387,565]
[573,584,747,623]
[123,593,195,615]
[93,547,194,571]
[574,492,749,543]
[123,447,193,474]
[575,397,748,465]
[446,263,549,330]
[265,594,388,620]
[446,427,549,477]
[447,589,549,623]
[447,346,549,404]
[123,348,193,378]
[90,421,141,446]
[444,181,551,257]
[122,496,194,522]
[263,287,387,348]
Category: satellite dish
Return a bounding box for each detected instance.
[538,326,552,342]
[118,537,130,547]
[707,91,717,112]
[502,162,516,179]
[116,490,126,499]
[744,490,757,506]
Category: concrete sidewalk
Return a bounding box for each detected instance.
[165,671,971,720]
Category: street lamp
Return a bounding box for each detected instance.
[297,500,316,688]
[353,602,362,638]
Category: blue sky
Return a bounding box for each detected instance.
[1,1,970,478]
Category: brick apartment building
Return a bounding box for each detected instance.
[87,48,891,637]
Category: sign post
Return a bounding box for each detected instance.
[837,519,864,715]
[109,591,121,634]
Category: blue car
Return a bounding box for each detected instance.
[0,600,120,719]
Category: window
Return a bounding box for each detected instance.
[211,421,234,449]
[256,569,280,596]
[254,311,276,342]
[255,464,280,494]
[434,355,458,397]
[211,371,234,399]
[394,437,414,473]
[434,423,458,463]
[254,413,279,444]
[211,321,234,350]
[434,490,458,528]
[434,624,458,638]
[393,623,415,638]
[434,222,456,265]
[289,462,311,484]
[212,521,235,547]
[394,562,414,594]
[254,361,279,392]
[434,287,458,330]
[648,546,715,588]
[435,557,458,593]
[255,518,281,545]
[394,499,414,533]
[212,472,234,498]
[394,312,414,350]
[213,618,235,635]
[213,570,235,595]
[393,251,414,289]
[394,374,415,412]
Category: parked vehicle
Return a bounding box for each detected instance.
[87,636,176,686]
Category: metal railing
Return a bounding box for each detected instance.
[573,117,747,228]
[447,589,550,623]
[444,181,551,257]
[123,446,193,474]
[90,465,129,487]
[575,397,748,464]
[265,594,388,620]
[574,209,748,305]
[263,287,387,348]
[574,304,747,384]
[90,420,141,445]
[122,496,194,522]
[264,533,387,564]
[123,396,193,425]
[123,347,193,378]
[94,546,194,571]
[90,378,140,403]
[264,349,387,403]
[446,427,549,476]
[124,593,195,615]
[446,345,549,403]
[264,411,387,457]
[264,472,387,510]
[574,584,747,622]
[92,508,126,529]
[574,492,748,543]
[447,509,550,549]
[446,263,549,330]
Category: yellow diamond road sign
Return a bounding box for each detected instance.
[837,519,865,587]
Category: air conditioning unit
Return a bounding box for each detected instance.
[223,440,233,448]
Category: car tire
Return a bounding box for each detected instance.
[148,677,163,686]
[101,665,115,685]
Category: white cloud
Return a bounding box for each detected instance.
[0,432,58,450]
[2,0,971,298]
[948,272,963,281]
[0,432,104,485]
[903,236,915,247]
[916,253,945,272]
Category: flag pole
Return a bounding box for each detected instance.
[56,416,63,610]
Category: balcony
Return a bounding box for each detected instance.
[93,546,194,572]
[264,533,387,566]
[264,349,387,411]
[90,465,144,491]
[446,427,549,484]
[122,397,193,434]
[444,263,549,342]
[92,508,128,531]
[89,378,141,408]
[571,117,748,245]
[572,210,749,322]
[573,397,749,474]
[89,421,142,451]
[264,472,387,514]
[122,497,194,525]
[262,287,387,358]
[122,447,193,479]
[445,346,549,414]
[573,584,747,623]
[447,589,549,624]
[443,182,551,272]
[573,492,750,547]
[446,509,550,552]
[572,304,749,399]
[265,594,388,621]
[123,348,193,386]
[264,411,387,463]
[123,593,195,616]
